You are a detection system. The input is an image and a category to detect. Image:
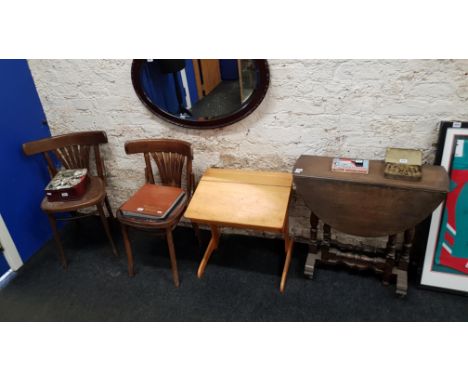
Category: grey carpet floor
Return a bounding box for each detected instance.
[0,217,467,321]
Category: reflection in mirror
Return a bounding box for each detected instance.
[140,59,259,121]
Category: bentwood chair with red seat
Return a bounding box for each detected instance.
[116,138,201,287]
[22,131,118,268]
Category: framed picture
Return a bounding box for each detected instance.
[434,121,468,164]
[421,128,468,293]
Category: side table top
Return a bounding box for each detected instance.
[293,155,449,236]
[294,155,449,193]
[184,168,293,231]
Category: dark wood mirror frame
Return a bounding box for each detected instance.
[131,59,270,129]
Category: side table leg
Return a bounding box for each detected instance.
[304,252,321,279]
[321,223,331,258]
[383,234,397,285]
[280,225,294,293]
[283,218,290,253]
[401,228,414,271]
[309,212,319,253]
[394,228,414,297]
[395,269,408,297]
[197,225,220,278]
[306,219,328,279]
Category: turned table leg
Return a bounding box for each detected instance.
[321,223,331,258]
[401,228,414,270]
[383,234,397,285]
[394,228,414,297]
[304,212,321,279]
[309,212,319,253]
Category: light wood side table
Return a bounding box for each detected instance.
[184,168,294,293]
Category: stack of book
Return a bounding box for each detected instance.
[120,184,186,221]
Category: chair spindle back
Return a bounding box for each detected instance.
[22,131,108,179]
[124,139,194,195]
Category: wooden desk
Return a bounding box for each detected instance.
[184,168,294,292]
[293,155,449,296]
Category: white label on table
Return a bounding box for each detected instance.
[294,168,303,174]
[399,158,408,164]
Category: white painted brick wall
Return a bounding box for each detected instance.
[28,59,468,245]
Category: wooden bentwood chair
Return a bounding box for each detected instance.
[117,139,201,287]
[23,131,118,268]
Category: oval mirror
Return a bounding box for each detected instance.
[131,59,269,129]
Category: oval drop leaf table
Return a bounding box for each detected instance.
[293,155,449,296]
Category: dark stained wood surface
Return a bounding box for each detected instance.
[293,155,449,237]
[117,138,200,287]
[22,131,118,268]
[294,155,448,192]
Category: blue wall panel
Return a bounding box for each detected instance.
[141,61,181,114]
[0,59,53,266]
[0,252,9,276]
[184,59,198,106]
[220,59,238,81]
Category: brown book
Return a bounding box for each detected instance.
[120,184,186,220]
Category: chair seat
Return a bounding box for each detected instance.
[117,197,188,230]
[41,176,107,213]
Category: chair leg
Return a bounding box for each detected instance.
[104,195,114,219]
[70,211,81,229]
[46,213,67,269]
[166,228,180,288]
[97,203,118,257]
[120,224,135,277]
[192,222,203,248]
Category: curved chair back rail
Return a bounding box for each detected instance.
[22,131,108,179]
[124,139,194,194]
